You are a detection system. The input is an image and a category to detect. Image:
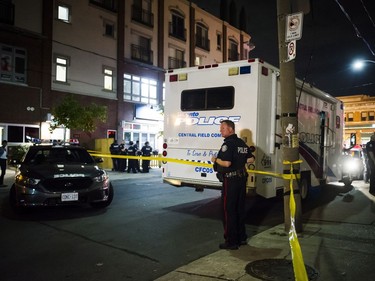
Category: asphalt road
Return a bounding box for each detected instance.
[0,170,279,281]
[1,169,373,281]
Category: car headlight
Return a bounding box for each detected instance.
[16,174,41,186]
[93,171,109,183]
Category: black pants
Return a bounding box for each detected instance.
[221,175,247,246]
[127,159,137,173]
[142,159,150,172]
[0,159,6,185]
[369,161,375,193]
[111,156,119,171]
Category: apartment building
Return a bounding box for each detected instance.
[337,95,375,146]
[0,0,251,151]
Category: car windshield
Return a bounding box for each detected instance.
[24,147,95,165]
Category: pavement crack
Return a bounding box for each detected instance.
[38,221,160,263]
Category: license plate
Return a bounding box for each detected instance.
[61,192,79,202]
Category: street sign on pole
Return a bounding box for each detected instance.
[285,12,303,42]
[286,40,296,62]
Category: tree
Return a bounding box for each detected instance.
[50,94,107,139]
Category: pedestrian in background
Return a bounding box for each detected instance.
[141,141,153,173]
[127,141,138,173]
[109,139,120,171]
[365,134,375,195]
[134,140,141,172]
[0,140,8,187]
[211,120,255,250]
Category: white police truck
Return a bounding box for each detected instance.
[162,59,344,199]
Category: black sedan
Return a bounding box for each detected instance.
[9,145,113,212]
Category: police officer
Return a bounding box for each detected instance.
[118,141,128,172]
[366,134,375,195]
[109,139,120,171]
[127,141,138,173]
[141,141,153,173]
[211,120,255,250]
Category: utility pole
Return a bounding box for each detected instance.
[276,0,303,233]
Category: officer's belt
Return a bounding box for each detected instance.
[223,169,247,178]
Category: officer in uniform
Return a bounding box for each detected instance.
[141,141,153,173]
[109,139,120,171]
[211,120,255,250]
[366,134,375,195]
[118,141,128,172]
[127,141,138,173]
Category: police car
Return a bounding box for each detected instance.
[9,144,113,212]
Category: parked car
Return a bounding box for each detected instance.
[9,144,113,212]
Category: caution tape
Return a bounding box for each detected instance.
[89,150,307,280]
[283,160,308,281]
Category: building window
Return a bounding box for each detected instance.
[132,0,154,27]
[124,73,158,105]
[90,0,117,12]
[228,39,238,61]
[103,20,115,38]
[196,23,210,51]
[169,10,185,41]
[131,36,153,64]
[168,49,186,69]
[57,4,70,23]
[55,55,69,82]
[369,111,375,121]
[0,44,26,83]
[347,112,354,122]
[103,67,113,91]
[216,32,222,51]
[361,112,367,121]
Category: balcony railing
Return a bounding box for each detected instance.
[131,44,153,65]
[131,5,154,27]
[168,57,186,69]
[169,22,186,41]
[195,35,210,51]
[0,1,14,25]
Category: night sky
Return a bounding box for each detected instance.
[192,0,375,97]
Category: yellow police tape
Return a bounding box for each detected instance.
[89,151,308,280]
[284,160,308,281]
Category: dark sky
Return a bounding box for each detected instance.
[192,0,375,97]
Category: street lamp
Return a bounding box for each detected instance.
[352,59,375,71]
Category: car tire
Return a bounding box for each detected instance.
[9,185,27,214]
[90,183,114,208]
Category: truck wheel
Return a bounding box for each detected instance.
[342,177,352,187]
[299,176,310,200]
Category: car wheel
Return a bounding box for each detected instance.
[90,183,114,208]
[9,185,26,214]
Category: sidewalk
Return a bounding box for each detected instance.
[156,182,375,281]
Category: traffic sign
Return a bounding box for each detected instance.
[285,12,303,42]
[286,40,296,62]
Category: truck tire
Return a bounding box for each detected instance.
[299,176,310,200]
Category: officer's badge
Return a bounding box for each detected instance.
[221,144,228,152]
